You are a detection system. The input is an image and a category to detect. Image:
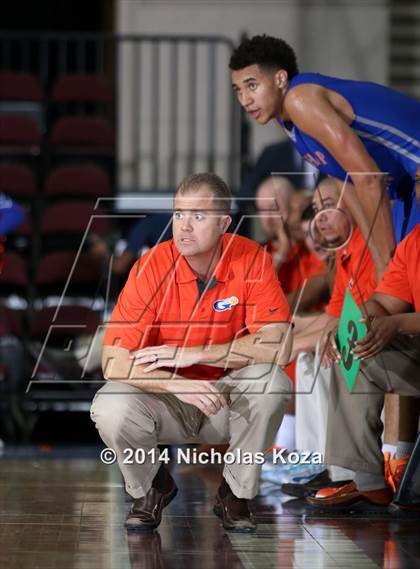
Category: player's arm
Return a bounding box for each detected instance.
[131,322,292,371]
[362,292,420,335]
[284,85,395,279]
[354,293,419,360]
[364,293,420,334]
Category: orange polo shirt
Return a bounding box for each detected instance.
[326,227,377,317]
[104,233,291,380]
[266,240,325,295]
[376,224,420,311]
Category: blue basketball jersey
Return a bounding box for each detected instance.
[277,73,420,240]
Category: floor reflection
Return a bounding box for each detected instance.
[0,449,419,568]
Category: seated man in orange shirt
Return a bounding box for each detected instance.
[282,178,376,496]
[309,220,420,508]
[255,176,327,313]
[92,173,293,532]
[293,177,377,353]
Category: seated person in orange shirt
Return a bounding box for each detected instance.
[92,173,293,533]
[285,178,377,496]
[300,204,336,295]
[255,176,327,313]
[293,177,377,354]
[309,219,420,508]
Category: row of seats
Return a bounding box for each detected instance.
[0,163,112,201]
[2,238,108,293]
[0,71,112,103]
[0,72,116,429]
[1,304,100,344]
[0,71,114,156]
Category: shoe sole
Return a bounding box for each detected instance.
[282,479,353,499]
[125,486,178,531]
[213,500,256,533]
[306,495,391,509]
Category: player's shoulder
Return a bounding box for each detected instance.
[289,72,327,87]
[285,73,331,112]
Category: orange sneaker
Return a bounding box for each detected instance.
[384,452,410,493]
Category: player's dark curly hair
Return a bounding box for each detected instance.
[229,35,299,80]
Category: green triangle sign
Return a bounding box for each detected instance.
[336,289,368,392]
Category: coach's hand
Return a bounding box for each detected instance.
[130,345,202,371]
[167,380,228,416]
[353,314,400,360]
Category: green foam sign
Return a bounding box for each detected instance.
[336,289,368,392]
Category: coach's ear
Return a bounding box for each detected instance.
[220,214,232,233]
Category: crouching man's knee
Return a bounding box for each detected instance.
[90,383,134,445]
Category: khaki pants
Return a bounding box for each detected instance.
[90,363,291,499]
[326,336,420,475]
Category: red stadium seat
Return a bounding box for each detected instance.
[0,71,43,102]
[0,305,24,337]
[44,164,112,200]
[0,163,37,199]
[30,305,100,340]
[51,74,112,104]
[50,116,114,153]
[40,201,111,236]
[0,252,28,288]
[28,305,103,384]
[0,115,42,153]
[35,251,103,295]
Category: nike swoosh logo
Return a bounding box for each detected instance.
[268,308,279,313]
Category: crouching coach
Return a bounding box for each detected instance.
[91,173,292,532]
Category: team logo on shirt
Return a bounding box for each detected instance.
[348,278,354,290]
[213,296,239,312]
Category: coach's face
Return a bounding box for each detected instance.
[173,188,231,257]
[231,64,285,124]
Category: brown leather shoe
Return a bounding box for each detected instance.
[213,489,256,533]
[125,476,178,531]
[306,481,393,508]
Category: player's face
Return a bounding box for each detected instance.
[173,188,231,257]
[231,64,283,124]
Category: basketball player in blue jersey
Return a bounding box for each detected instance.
[230,35,420,280]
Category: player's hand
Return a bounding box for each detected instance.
[130,345,202,371]
[166,380,228,416]
[320,326,341,368]
[353,315,400,360]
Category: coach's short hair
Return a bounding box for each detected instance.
[175,173,232,213]
[229,35,299,81]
